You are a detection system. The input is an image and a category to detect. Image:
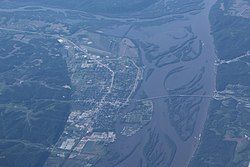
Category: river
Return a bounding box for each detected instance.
[137,0,218,166]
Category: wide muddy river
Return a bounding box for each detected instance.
[140,0,217,166]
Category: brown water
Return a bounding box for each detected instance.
[137,1,218,166]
